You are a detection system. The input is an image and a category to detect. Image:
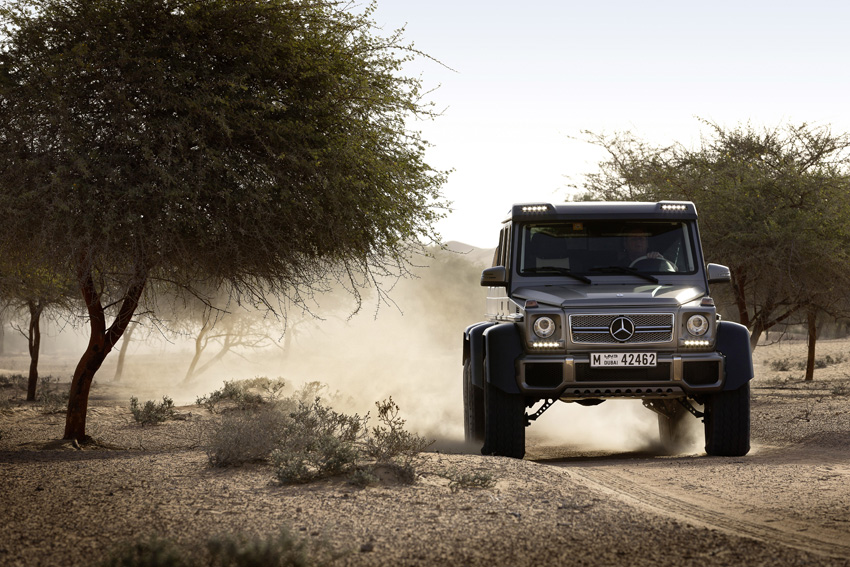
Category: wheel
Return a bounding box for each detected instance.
[463,360,485,444]
[657,403,693,454]
[482,380,525,459]
[704,382,751,456]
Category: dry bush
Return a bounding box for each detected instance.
[101,529,342,567]
[196,377,286,414]
[129,396,176,425]
[270,398,368,484]
[198,380,433,485]
[206,405,292,467]
[362,397,433,484]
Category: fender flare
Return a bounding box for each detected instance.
[464,322,496,390]
[483,323,523,394]
[716,320,754,391]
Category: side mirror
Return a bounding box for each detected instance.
[707,263,731,284]
[481,266,508,287]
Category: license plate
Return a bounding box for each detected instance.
[590,352,657,367]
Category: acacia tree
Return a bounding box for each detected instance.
[0,257,75,400]
[0,0,447,440]
[576,122,850,377]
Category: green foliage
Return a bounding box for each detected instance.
[0,0,447,294]
[0,0,447,439]
[576,122,850,348]
[130,396,176,425]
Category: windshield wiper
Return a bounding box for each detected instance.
[523,266,592,284]
[589,266,659,284]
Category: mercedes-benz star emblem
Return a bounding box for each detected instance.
[610,316,635,342]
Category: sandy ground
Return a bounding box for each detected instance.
[2,339,850,566]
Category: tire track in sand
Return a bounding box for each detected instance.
[566,466,850,559]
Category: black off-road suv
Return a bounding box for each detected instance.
[463,201,753,459]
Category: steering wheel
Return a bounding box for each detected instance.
[630,256,678,272]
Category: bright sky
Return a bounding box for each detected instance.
[373,1,850,248]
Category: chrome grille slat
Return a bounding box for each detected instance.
[569,313,674,345]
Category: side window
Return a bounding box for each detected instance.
[502,225,511,268]
[493,227,508,267]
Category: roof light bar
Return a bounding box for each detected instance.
[660,203,687,211]
[521,205,549,213]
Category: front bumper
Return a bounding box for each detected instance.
[517,352,725,400]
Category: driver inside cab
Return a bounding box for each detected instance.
[624,227,665,267]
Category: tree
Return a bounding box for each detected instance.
[0,256,75,400]
[575,122,850,378]
[0,0,447,440]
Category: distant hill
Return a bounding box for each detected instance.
[442,241,495,267]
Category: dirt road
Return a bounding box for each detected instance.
[2,339,850,566]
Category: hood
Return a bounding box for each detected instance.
[513,283,706,308]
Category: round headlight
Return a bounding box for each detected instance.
[533,316,556,338]
[687,314,709,336]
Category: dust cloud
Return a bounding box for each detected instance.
[7,242,697,456]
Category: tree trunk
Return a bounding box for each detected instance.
[25,300,44,402]
[183,321,211,384]
[805,309,817,382]
[64,263,147,441]
[113,321,137,382]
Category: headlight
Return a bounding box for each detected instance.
[686,314,709,336]
[533,316,556,338]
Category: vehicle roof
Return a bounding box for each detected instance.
[504,201,698,223]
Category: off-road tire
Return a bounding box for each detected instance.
[704,382,750,456]
[463,360,485,443]
[482,380,525,459]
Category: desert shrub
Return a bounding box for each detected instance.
[769,358,794,372]
[362,397,432,483]
[0,373,26,390]
[100,536,187,567]
[206,528,343,566]
[37,376,69,414]
[270,399,368,484]
[200,387,432,485]
[770,354,846,372]
[439,469,496,493]
[196,378,286,413]
[130,396,176,425]
[206,405,291,467]
[102,530,342,567]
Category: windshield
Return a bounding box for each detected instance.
[518,221,697,277]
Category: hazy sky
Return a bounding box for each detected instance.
[373,1,850,248]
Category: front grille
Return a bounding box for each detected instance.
[575,362,672,382]
[570,313,674,345]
